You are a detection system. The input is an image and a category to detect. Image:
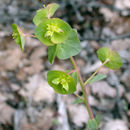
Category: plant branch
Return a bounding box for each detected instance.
[67,70,75,75]
[85,59,110,85]
[24,33,36,38]
[74,93,84,101]
[70,56,94,119]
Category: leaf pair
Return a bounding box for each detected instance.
[47,70,77,94]
[87,114,101,130]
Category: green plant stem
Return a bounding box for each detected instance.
[70,56,94,119]
[74,93,84,101]
[24,34,36,38]
[67,70,75,75]
[85,59,110,85]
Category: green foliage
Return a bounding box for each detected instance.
[48,45,57,64]
[47,70,76,94]
[70,72,78,85]
[33,3,59,26]
[97,47,122,70]
[72,97,84,104]
[86,74,107,85]
[56,29,81,59]
[66,70,78,85]
[12,24,25,51]
[34,18,71,46]
[95,114,101,126]
[87,119,98,130]
[87,114,101,130]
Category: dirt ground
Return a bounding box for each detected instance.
[0,0,130,130]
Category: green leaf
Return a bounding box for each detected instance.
[33,3,59,26]
[72,97,84,104]
[48,45,57,64]
[66,70,78,85]
[34,18,71,46]
[87,119,98,130]
[12,24,25,51]
[97,47,122,70]
[71,72,78,85]
[87,74,107,85]
[47,70,76,94]
[56,29,81,59]
[95,114,101,127]
[47,3,59,18]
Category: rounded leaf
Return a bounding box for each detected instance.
[56,29,81,59]
[33,3,59,26]
[34,18,71,46]
[47,70,76,94]
[12,24,25,51]
[97,47,122,70]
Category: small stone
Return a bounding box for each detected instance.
[125,93,130,103]
[88,95,99,107]
[67,104,89,127]
[90,81,116,98]
[103,120,128,130]
[121,68,130,90]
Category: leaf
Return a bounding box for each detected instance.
[47,70,76,94]
[33,3,59,26]
[48,45,57,64]
[12,24,25,51]
[47,3,59,18]
[72,97,84,104]
[95,114,101,127]
[86,74,107,85]
[56,29,81,59]
[97,47,122,70]
[66,70,78,85]
[87,119,98,130]
[34,18,71,46]
[71,72,78,85]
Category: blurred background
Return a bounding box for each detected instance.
[0,0,130,130]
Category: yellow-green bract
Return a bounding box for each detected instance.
[12,24,25,51]
[34,18,71,46]
[33,3,59,26]
[47,70,76,94]
[97,47,122,70]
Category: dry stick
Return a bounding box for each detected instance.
[85,59,110,85]
[70,56,94,119]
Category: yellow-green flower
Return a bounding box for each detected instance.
[12,24,25,51]
[35,18,71,46]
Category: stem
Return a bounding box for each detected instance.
[74,93,84,101]
[85,59,110,85]
[67,70,75,75]
[24,34,36,38]
[70,56,94,119]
